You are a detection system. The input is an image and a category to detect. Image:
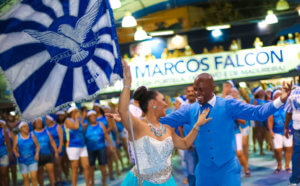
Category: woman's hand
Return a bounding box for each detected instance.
[34,154,39,161]
[196,108,212,127]
[105,113,122,122]
[122,59,131,87]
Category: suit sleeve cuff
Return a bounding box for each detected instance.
[273,98,284,109]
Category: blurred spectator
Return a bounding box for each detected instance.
[202,47,209,54]
[123,54,130,63]
[253,37,263,48]
[277,36,287,46]
[172,49,181,58]
[218,45,224,52]
[210,46,218,53]
[295,32,300,44]
[145,52,155,61]
[161,48,171,59]
[230,40,239,51]
[286,33,295,45]
[183,45,194,56]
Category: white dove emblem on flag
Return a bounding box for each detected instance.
[24,0,100,63]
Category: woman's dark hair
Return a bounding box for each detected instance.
[133,86,158,113]
[99,107,105,116]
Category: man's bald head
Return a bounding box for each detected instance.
[193,73,215,105]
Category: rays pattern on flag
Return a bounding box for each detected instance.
[0,0,123,121]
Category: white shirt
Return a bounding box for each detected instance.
[285,87,300,130]
[129,104,142,118]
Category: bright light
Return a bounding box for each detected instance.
[298,9,300,16]
[239,82,247,88]
[276,0,289,11]
[109,0,121,9]
[206,25,231,31]
[211,29,222,38]
[134,26,148,41]
[122,12,137,27]
[171,35,184,45]
[10,111,16,116]
[149,30,174,36]
[265,10,278,24]
[258,20,267,29]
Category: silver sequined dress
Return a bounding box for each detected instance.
[129,135,174,184]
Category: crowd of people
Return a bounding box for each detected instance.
[0,74,299,185]
[0,102,131,186]
[123,32,300,63]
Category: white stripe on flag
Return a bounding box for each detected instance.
[86,0,99,14]
[86,60,109,89]
[96,34,112,44]
[94,48,115,69]
[5,51,51,90]
[0,32,37,53]
[92,11,111,33]
[73,67,89,100]
[42,0,64,18]
[112,41,118,59]
[69,0,79,17]
[21,63,67,120]
[0,4,53,27]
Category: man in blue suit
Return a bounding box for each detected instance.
[160,73,292,186]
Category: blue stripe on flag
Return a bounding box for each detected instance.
[59,0,69,16]
[0,19,48,33]
[82,65,99,95]
[22,0,57,19]
[0,43,45,71]
[94,0,106,20]
[94,27,111,36]
[92,56,112,80]
[113,57,123,77]
[78,0,89,17]
[96,43,113,53]
[13,61,56,112]
[105,0,122,77]
[55,67,73,107]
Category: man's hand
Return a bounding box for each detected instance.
[280,81,293,103]
[15,152,20,158]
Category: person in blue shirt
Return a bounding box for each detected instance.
[56,110,70,182]
[94,102,121,180]
[253,86,269,155]
[160,73,292,186]
[45,114,64,184]
[33,118,58,186]
[13,122,40,186]
[65,106,90,186]
[0,120,13,186]
[85,110,114,186]
[5,120,17,186]
[268,89,293,174]
[228,87,250,177]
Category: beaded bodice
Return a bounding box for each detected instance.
[130,135,174,184]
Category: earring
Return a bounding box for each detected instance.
[153,106,157,109]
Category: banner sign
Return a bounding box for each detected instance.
[101,44,300,93]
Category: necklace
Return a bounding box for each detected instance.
[145,118,166,137]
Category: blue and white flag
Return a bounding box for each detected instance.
[0,0,123,121]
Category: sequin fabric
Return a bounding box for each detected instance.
[129,136,174,184]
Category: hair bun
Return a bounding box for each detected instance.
[133,86,148,102]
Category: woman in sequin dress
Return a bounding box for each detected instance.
[118,60,211,185]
